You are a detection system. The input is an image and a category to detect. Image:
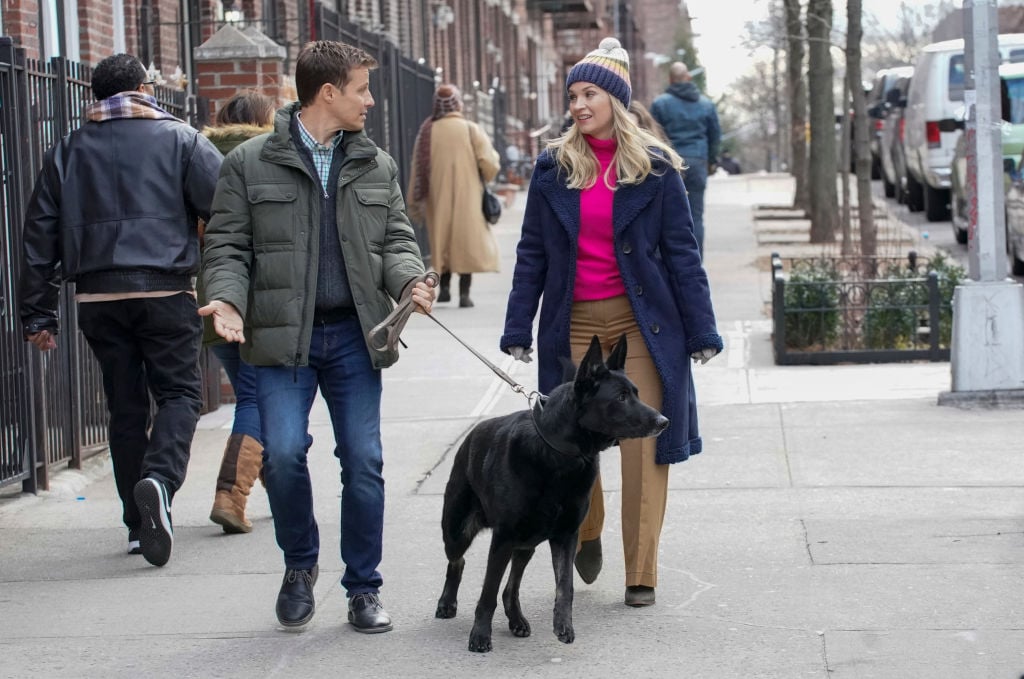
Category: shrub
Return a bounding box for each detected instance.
[783,260,840,349]
[862,252,966,349]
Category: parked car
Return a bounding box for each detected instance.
[1007,173,1024,274]
[867,66,914,181]
[950,62,1024,244]
[879,73,913,200]
[903,33,1024,223]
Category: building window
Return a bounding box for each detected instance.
[113,0,127,54]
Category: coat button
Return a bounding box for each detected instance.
[635,285,643,295]
[651,323,660,334]
[622,244,633,254]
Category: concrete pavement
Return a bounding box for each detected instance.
[2,173,1023,678]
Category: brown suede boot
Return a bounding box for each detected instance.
[209,433,263,534]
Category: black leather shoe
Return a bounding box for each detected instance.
[348,592,393,633]
[574,537,603,584]
[276,565,318,628]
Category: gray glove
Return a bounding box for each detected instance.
[508,346,534,363]
[690,347,718,365]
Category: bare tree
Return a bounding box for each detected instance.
[847,0,875,256]
[785,0,809,213]
[807,0,838,243]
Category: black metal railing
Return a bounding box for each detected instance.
[0,38,216,491]
[770,252,954,365]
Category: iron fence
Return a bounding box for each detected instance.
[770,252,955,365]
[315,6,437,261]
[0,38,215,492]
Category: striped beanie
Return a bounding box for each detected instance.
[565,37,631,108]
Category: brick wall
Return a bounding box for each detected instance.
[196,57,285,118]
[4,0,42,58]
[78,0,116,66]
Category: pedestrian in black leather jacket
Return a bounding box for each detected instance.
[18,53,223,568]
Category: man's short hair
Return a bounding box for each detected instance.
[91,54,147,101]
[295,41,378,107]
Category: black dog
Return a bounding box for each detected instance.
[435,334,669,652]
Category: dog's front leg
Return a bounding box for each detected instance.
[502,547,535,638]
[550,534,576,644]
[469,536,514,653]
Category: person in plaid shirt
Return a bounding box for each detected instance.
[19,53,223,568]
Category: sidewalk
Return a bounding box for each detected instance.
[2,173,1023,678]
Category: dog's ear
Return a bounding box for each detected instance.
[576,335,606,385]
[607,334,628,372]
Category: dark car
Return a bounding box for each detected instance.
[879,74,914,202]
[867,66,915,181]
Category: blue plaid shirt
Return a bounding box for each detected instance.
[295,113,343,193]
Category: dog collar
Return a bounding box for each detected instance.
[531,398,582,456]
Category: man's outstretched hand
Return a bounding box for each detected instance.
[198,300,245,343]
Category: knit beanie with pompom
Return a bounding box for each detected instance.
[565,37,631,108]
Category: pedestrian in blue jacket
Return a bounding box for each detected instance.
[651,62,721,255]
[500,37,723,608]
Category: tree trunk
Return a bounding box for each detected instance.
[785,0,809,213]
[847,0,876,256]
[806,0,838,243]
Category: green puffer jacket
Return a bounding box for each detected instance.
[199,123,272,347]
[202,103,426,369]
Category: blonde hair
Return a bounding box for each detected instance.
[547,96,683,190]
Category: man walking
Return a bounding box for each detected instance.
[199,40,434,633]
[19,53,223,567]
[651,62,721,255]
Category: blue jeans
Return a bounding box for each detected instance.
[255,317,385,595]
[211,343,261,442]
[682,157,708,256]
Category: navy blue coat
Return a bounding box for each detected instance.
[500,149,723,464]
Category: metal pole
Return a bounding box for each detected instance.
[964,0,1006,279]
[944,0,1024,400]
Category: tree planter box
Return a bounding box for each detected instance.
[770,252,963,365]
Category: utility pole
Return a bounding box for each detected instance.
[942,0,1024,404]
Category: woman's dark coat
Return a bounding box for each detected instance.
[500,149,723,464]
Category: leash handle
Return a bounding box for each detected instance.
[367,271,439,352]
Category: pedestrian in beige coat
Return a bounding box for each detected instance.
[408,84,500,307]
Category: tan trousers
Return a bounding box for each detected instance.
[570,295,668,588]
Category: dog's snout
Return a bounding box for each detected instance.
[653,415,670,434]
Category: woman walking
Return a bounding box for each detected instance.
[500,38,722,607]
[408,84,501,307]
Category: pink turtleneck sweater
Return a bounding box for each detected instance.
[574,136,626,301]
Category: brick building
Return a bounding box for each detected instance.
[1,0,690,149]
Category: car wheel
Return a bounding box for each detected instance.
[924,184,951,222]
[1012,241,1024,275]
[906,173,924,212]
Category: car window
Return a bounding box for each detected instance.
[949,54,965,102]
[1007,78,1024,123]
[1010,48,1024,63]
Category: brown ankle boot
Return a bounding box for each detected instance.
[210,433,263,534]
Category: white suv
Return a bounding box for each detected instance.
[903,33,1024,222]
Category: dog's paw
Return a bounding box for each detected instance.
[508,616,531,638]
[435,601,457,619]
[554,623,575,644]
[468,632,493,653]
